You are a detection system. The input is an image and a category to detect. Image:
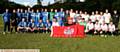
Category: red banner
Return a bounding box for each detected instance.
[51,24,85,38]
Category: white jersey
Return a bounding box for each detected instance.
[101,24,108,31]
[95,14,100,21]
[70,12,75,18]
[52,22,60,26]
[108,24,115,32]
[94,24,101,30]
[84,14,90,22]
[103,13,111,23]
[86,23,94,30]
[99,15,105,24]
[90,15,96,22]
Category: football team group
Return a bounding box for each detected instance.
[2,8,119,37]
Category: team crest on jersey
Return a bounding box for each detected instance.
[64,27,74,35]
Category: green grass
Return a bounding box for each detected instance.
[0,33,120,52]
[0,14,120,52]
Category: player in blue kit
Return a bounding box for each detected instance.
[27,19,35,32]
[2,9,11,34]
[36,20,45,33]
[45,20,52,33]
[42,9,48,23]
[17,18,27,32]
[35,9,41,25]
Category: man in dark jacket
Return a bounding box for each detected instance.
[112,10,119,35]
[10,9,18,33]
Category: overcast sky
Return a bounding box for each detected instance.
[9,0,55,7]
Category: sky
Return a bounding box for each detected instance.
[9,0,55,7]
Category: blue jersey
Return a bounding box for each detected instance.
[17,12,21,19]
[45,22,52,29]
[28,22,35,28]
[35,12,41,25]
[3,12,10,22]
[24,12,29,19]
[18,21,27,27]
[30,12,36,21]
[42,12,48,23]
[54,12,59,19]
[36,22,44,28]
[59,11,65,18]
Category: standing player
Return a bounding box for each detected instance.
[84,11,90,22]
[17,9,21,23]
[2,9,11,34]
[58,8,65,26]
[90,12,96,24]
[54,9,59,21]
[112,10,119,35]
[30,9,36,22]
[42,9,48,23]
[49,9,55,22]
[10,9,18,33]
[35,9,41,25]
[95,11,100,21]
[99,12,105,24]
[103,9,111,24]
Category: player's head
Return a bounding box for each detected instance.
[75,10,78,13]
[60,8,63,11]
[20,9,23,12]
[81,18,85,22]
[95,20,98,24]
[39,20,42,23]
[5,9,8,13]
[105,9,108,13]
[55,9,57,12]
[85,11,87,15]
[79,11,82,14]
[22,18,25,22]
[100,12,103,15]
[30,19,34,23]
[92,11,95,15]
[53,18,57,22]
[95,11,98,14]
[114,10,117,14]
[65,10,69,14]
[50,9,53,12]
[13,9,16,13]
[70,9,73,12]
[25,10,27,13]
[45,9,47,12]
[37,9,39,13]
[17,8,20,12]
[46,19,50,23]
[31,9,34,12]
[110,22,113,25]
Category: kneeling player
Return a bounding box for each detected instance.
[108,22,116,36]
[27,19,35,32]
[85,20,94,34]
[37,20,45,33]
[17,18,27,32]
[94,21,101,35]
[100,21,108,37]
[45,20,52,33]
